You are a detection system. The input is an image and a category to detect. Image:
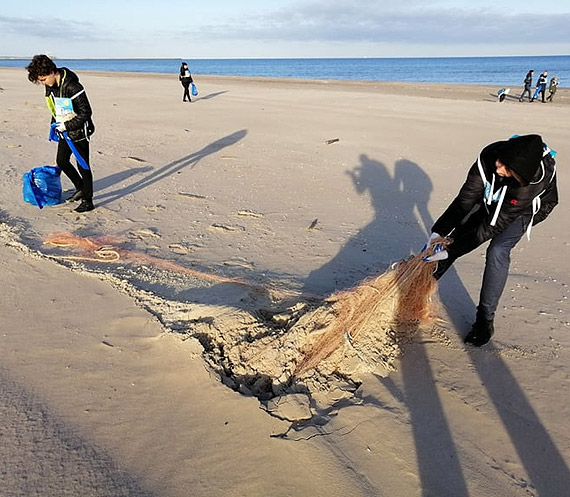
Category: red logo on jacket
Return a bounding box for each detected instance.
[510,199,518,205]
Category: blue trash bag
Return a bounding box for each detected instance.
[191,83,198,96]
[23,166,62,209]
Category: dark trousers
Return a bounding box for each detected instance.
[434,217,525,321]
[182,84,191,101]
[519,85,532,101]
[56,138,93,201]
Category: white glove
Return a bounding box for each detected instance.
[421,232,441,252]
[55,122,66,133]
[424,248,449,262]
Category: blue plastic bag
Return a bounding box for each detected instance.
[191,83,198,96]
[23,166,62,209]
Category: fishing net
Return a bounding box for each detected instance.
[294,242,443,375]
[42,232,446,396]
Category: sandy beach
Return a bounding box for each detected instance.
[1,66,569,496]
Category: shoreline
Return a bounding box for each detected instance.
[2,67,568,104]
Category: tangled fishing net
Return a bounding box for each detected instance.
[43,232,270,292]
[43,232,446,397]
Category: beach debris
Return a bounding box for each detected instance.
[324,138,340,145]
[208,224,245,232]
[307,218,318,231]
[41,231,443,404]
[122,155,147,163]
[129,228,161,239]
[144,205,165,212]
[221,155,238,160]
[294,244,441,375]
[178,192,208,200]
[236,210,263,218]
[187,240,444,403]
[43,232,270,294]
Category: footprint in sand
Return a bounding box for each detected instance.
[129,228,161,239]
[168,243,190,255]
[222,258,254,270]
[144,205,165,212]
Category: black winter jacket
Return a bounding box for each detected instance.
[432,134,558,259]
[44,67,95,142]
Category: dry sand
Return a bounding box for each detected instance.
[1,67,569,496]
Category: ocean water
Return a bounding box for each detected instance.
[1,55,568,87]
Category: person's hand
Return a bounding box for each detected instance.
[423,249,448,262]
[55,122,66,133]
[421,232,441,252]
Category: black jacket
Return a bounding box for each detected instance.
[523,71,533,88]
[45,67,95,142]
[432,135,558,259]
[179,68,193,86]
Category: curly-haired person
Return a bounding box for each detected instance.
[27,54,95,212]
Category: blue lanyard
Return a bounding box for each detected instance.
[49,123,90,170]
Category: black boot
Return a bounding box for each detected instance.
[464,317,494,347]
[75,199,95,212]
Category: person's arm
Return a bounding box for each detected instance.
[63,80,92,131]
[432,161,483,237]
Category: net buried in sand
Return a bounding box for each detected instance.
[43,232,443,397]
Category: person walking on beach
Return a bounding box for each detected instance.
[546,75,559,102]
[179,62,193,102]
[424,134,557,346]
[531,71,548,102]
[518,70,533,102]
[26,54,95,212]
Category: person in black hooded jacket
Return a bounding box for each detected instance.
[424,134,558,346]
[27,54,95,212]
[179,62,193,102]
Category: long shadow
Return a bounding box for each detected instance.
[95,129,247,207]
[303,155,470,495]
[438,260,570,495]
[303,154,424,295]
[392,157,570,494]
[0,368,155,497]
[91,166,154,192]
[195,90,228,101]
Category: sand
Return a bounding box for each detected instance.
[1,66,569,496]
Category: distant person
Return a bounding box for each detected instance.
[424,134,558,346]
[179,62,193,102]
[532,71,548,102]
[518,70,533,102]
[546,75,559,102]
[26,54,95,212]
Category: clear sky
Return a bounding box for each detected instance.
[2,0,569,59]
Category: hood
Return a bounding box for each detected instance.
[59,67,79,85]
[496,134,543,185]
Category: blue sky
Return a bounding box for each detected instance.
[2,0,569,59]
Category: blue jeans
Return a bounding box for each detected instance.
[435,217,525,321]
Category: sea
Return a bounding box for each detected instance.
[1,55,568,88]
